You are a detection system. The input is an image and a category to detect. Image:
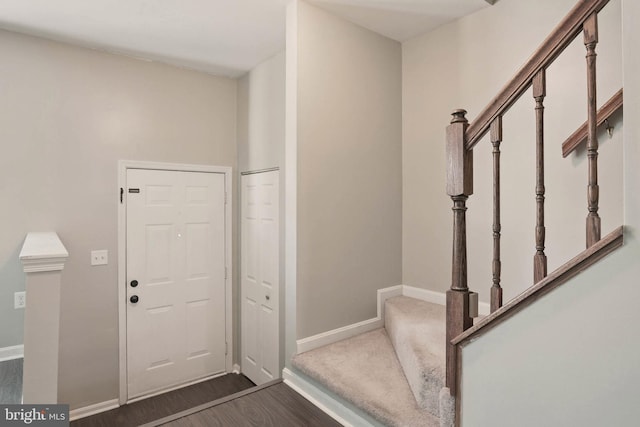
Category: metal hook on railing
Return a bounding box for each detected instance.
[604,119,614,138]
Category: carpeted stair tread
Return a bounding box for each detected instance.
[385,296,445,416]
[292,328,439,427]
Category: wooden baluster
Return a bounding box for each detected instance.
[533,69,548,283]
[584,12,601,247]
[445,109,473,395]
[490,116,503,312]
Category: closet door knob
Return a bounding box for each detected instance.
[130,280,138,288]
[130,295,139,304]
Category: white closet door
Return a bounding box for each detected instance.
[241,170,280,385]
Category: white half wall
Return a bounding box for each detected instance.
[459,243,640,426]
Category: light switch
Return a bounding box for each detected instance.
[91,250,108,266]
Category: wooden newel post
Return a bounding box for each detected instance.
[446,109,473,395]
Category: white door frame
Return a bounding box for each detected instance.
[117,160,233,405]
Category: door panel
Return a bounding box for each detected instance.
[126,169,226,399]
[241,171,280,385]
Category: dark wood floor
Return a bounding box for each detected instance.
[71,373,255,427]
[0,358,23,404]
[151,382,342,427]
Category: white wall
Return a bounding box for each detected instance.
[285,0,299,366]
[236,50,286,368]
[237,51,286,173]
[0,30,237,409]
[402,0,623,304]
[293,1,403,339]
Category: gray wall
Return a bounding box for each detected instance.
[0,30,237,409]
[402,0,623,303]
[294,1,403,339]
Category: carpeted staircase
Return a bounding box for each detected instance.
[292,296,453,427]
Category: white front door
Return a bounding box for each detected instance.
[241,171,280,385]
[126,168,227,399]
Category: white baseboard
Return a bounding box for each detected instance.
[69,399,119,421]
[232,363,241,374]
[296,284,490,355]
[402,285,491,316]
[402,286,446,305]
[402,285,490,316]
[296,318,382,354]
[283,368,383,427]
[296,285,403,354]
[0,345,24,362]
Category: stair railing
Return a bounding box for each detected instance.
[445,0,611,396]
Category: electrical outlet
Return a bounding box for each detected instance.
[14,291,26,309]
[91,250,108,266]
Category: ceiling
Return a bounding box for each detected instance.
[0,0,492,78]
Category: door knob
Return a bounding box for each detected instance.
[130,295,139,304]
[265,295,270,301]
[130,280,138,287]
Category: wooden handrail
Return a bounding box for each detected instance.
[562,88,623,157]
[451,226,623,347]
[465,0,610,150]
[445,0,616,405]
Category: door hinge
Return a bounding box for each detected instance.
[224,191,228,205]
[225,342,228,356]
[224,267,228,280]
[120,187,123,204]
